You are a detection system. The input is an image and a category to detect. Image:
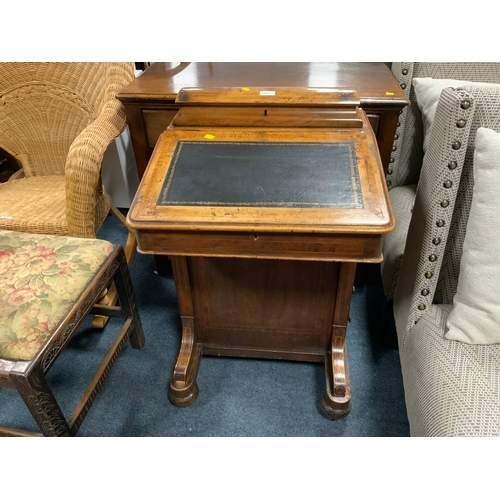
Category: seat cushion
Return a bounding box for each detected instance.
[0,176,68,235]
[400,304,500,436]
[381,184,417,298]
[0,230,115,361]
[413,77,500,154]
[0,175,111,237]
[445,127,500,344]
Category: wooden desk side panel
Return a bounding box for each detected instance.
[188,257,340,360]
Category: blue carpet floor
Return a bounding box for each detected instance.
[0,212,410,436]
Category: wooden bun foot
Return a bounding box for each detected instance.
[168,382,199,407]
[321,396,351,420]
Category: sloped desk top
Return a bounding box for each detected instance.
[127,87,394,261]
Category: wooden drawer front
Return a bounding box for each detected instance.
[136,230,384,263]
[366,113,380,136]
[143,109,179,149]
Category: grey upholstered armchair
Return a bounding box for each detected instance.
[386,69,500,435]
[381,63,500,304]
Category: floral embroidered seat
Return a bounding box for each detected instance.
[0,229,145,436]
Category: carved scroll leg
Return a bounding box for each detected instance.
[168,256,201,407]
[168,316,202,406]
[323,327,351,420]
[322,261,356,420]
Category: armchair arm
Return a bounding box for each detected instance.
[393,87,475,350]
[65,98,127,238]
[387,63,420,189]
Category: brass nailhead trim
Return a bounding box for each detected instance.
[436,219,445,227]
[387,180,391,186]
[461,100,471,110]
[441,200,450,208]
[421,289,430,296]
[401,83,406,89]
[433,238,441,245]
[392,146,397,152]
[443,180,453,188]
[425,271,433,279]
[388,169,393,175]
[456,119,466,128]
[402,69,408,75]
[452,141,461,150]
[394,134,399,140]
[448,161,458,170]
[418,304,426,311]
[429,254,438,262]
[390,157,395,163]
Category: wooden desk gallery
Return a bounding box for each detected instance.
[127,87,394,419]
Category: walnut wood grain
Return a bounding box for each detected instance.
[127,87,395,419]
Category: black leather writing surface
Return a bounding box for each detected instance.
[158,141,363,208]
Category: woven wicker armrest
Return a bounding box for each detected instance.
[65,99,127,238]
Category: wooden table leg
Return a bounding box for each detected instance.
[168,256,201,406]
[323,330,352,419]
[322,261,356,420]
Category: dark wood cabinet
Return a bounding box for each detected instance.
[117,62,408,180]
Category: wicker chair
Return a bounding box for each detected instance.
[0,63,136,326]
[380,63,500,321]
[0,62,135,247]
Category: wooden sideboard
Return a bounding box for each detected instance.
[117,62,409,180]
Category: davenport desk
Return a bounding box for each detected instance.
[117,62,408,179]
[127,87,394,419]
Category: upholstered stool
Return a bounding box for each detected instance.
[0,229,145,436]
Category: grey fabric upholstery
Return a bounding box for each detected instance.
[380,185,417,298]
[388,63,500,190]
[400,304,500,437]
[394,84,500,436]
[381,62,500,301]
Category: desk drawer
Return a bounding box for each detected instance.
[135,230,384,263]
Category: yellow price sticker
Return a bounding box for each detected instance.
[242,87,250,91]
[205,134,215,140]
[386,91,395,96]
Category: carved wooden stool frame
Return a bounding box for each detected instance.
[0,246,145,437]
